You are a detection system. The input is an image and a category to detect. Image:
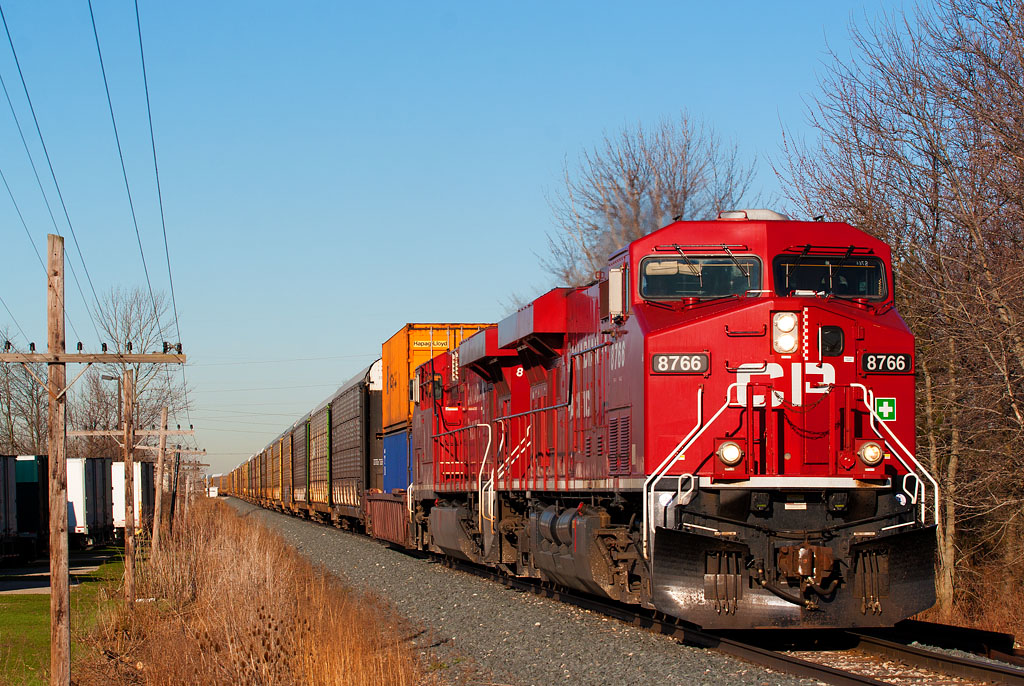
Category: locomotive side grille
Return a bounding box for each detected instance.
[609,418,619,472]
[608,415,631,475]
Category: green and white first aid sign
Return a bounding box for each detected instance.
[875,397,897,421]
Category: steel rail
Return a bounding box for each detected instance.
[443,558,889,686]
[867,618,1024,667]
[849,631,1024,685]
[231,495,1024,686]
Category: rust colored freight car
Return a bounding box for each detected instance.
[291,418,309,509]
[281,432,293,510]
[270,439,281,503]
[309,406,330,514]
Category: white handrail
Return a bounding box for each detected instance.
[642,384,743,558]
[640,380,937,565]
[467,423,493,533]
[851,383,939,525]
[642,387,703,557]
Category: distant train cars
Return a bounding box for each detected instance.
[68,457,114,547]
[225,211,939,630]
[112,461,155,539]
[2,455,48,559]
[0,455,156,559]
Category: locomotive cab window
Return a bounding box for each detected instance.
[773,254,887,300]
[639,256,761,300]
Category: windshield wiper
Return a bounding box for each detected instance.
[721,244,750,281]
[829,245,856,293]
[673,246,703,289]
[786,244,812,294]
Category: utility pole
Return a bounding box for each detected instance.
[122,370,135,602]
[170,445,181,535]
[46,235,69,686]
[152,406,168,556]
[0,234,187,686]
[69,419,194,571]
[164,446,205,536]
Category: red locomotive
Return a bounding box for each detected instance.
[227,209,937,629]
[409,209,936,629]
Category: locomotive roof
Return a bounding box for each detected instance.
[625,216,891,260]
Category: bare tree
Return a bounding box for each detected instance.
[0,326,48,455]
[778,0,1024,625]
[1,289,188,460]
[545,112,758,285]
[69,287,188,458]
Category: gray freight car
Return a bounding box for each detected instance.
[1,455,17,559]
[329,360,383,522]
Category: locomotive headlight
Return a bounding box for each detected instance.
[775,333,798,353]
[858,441,884,466]
[773,312,801,353]
[775,312,798,333]
[717,441,744,466]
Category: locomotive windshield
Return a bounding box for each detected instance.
[639,256,761,299]
[773,254,886,300]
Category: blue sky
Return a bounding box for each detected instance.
[0,1,903,473]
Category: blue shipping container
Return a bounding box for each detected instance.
[382,429,410,493]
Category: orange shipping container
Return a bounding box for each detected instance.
[382,323,491,432]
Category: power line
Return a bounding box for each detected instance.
[89,2,195,453]
[189,418,286,428]
[0,2,105,343]
[191,383,340,393]
[0,292,28,342]
[132,1,193,436]
[0,163,84,343]
[188,353,377,367]
[194,426,284,435]
[0,164,44,271]
[0,67,97,344]
[191,408,307,417]
[87,0,161,329]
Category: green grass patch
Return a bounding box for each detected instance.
[0,549,124,686]
[0,594,50,685]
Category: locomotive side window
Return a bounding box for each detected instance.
[773,255,887,300]
[639,256,761,300]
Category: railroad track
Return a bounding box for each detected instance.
[442,557,1024,686]
[238,500,1024,686]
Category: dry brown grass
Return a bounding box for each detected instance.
[73,500,423,686]
[918,569,1024,646]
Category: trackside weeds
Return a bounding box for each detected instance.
[72,499,423,686]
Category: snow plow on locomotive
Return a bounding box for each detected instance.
[226,210,937,630]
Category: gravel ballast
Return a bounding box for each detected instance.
[227,498,815,686]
